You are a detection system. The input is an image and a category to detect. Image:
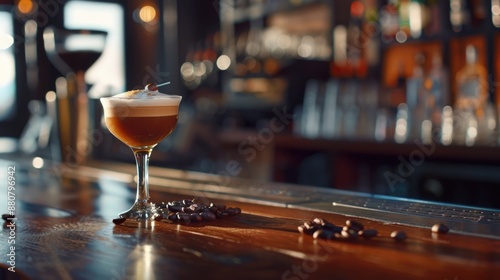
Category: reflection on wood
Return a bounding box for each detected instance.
[0,163,499,280]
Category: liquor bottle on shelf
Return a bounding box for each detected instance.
[406,52,425,110]
[454,45,490,146]
[321,79,340,139]
[394,103,409,143]
[380,0,400,43]
[469,0,486,27]
[425,0,441,36]
[449,0,486,31]
[332,25,348,77]
[363,0,380,67]
[201,34,219,87]
[425,53,449,143]
[301,80,321,138]
[235,31,249,77]
[346,0,367,77]
[427,53,449,108]
[455,45,488,111]
[244,27,263,74]
[398,0,411,37]
[389,62,407,108]
[341,81,360,138]
[406,52,427,141]
[450,0,470,32]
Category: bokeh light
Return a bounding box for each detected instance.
[139,5,157,23]
[17,0,34,14]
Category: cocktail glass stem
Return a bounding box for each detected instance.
[117,147,160,221]
[134,148,152,206]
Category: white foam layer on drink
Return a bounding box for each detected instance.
[101,89,181,117]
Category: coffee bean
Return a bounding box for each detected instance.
[312,229,322,239]
[303,221,314,229]
[322,222,341,233]
[201,211,216,221]
[313,229,335,240]
[313,229,335,239]
[198,204,208,211]
[345,220,364,231]
[158,202,168,209]
[298,225,307,234]
[112,217,126,225]
[391,230,407,241]
[217,205,227,211]
[431,223,449,234]
[305,223,321,234]
[225,208,236,216]
[216,211,228,218]
[190,213,202,222]
[2,214,15,221]
[154,215,163,221]
[182,199,193,206]
[313,218,325,225]
[341,229,358,240]
[177,213,191,223]
[167,212,178,221]
[298,225,316,235]
[189,204,200,212]
[167,205,182,212]
[359,229,378,239]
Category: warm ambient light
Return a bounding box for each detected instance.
[17,0,34,14]
[139,5,157,23]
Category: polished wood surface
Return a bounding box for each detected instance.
[1,160,499,280]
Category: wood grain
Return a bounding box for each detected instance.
[0,163,499,280]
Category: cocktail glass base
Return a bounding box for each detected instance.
[117,201,162,222]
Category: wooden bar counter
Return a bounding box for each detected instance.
[0,157,499,280]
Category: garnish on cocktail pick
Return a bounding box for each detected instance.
[145,83,158,91]
[145,81,171,91]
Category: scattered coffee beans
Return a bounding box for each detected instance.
[113,199,242,224]
[299,217,412,243]
[298,218,376,241]
[431,223,449,234]
[159,199,241,224]
[390,230,407,242]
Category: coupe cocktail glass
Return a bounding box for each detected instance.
[100,88,181,222]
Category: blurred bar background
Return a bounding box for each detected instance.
[1,0,500,208]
